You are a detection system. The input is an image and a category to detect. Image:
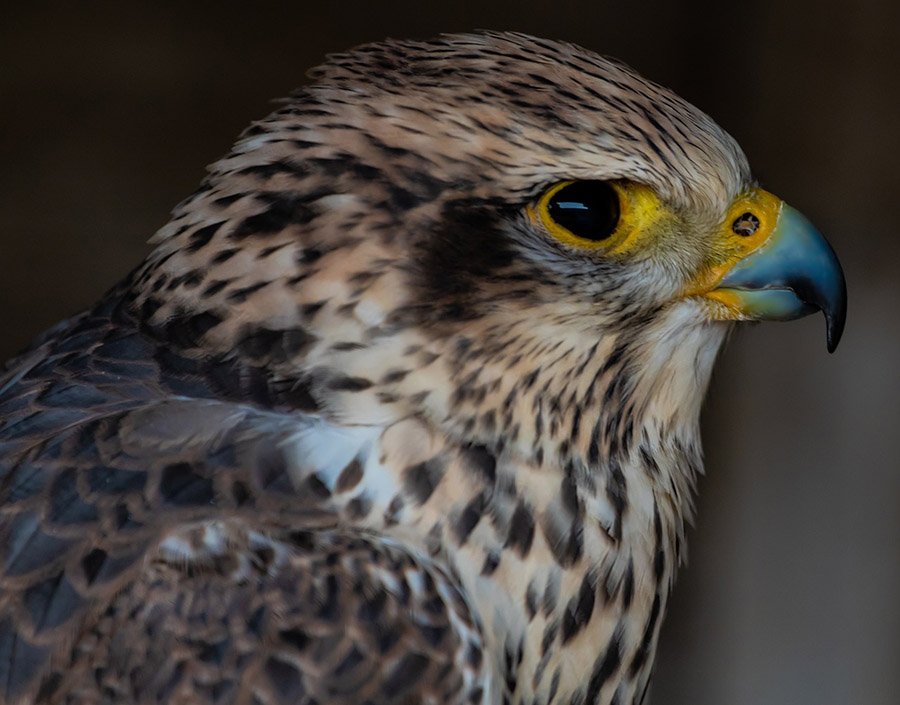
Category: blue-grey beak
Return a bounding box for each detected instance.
[714,204,847,352]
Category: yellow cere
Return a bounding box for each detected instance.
[684,188,784,299]
[529,180,670,255]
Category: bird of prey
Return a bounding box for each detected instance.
[0,32,845,705]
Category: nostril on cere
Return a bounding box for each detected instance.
[732,212,761,236]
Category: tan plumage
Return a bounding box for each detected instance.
[0,32,844,705]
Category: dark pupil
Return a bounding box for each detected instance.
[547,180,620,241]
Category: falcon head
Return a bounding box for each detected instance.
[137,32,845,467]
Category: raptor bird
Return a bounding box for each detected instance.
[0,32,846,705]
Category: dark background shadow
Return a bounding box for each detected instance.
[2,2,898,703]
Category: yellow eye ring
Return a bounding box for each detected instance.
[528,180,669,255]
[529,180,624,250]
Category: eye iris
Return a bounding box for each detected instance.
[547,181,620,242]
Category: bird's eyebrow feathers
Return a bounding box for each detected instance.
[295,32,751,215]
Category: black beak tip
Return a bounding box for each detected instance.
[825,319,844,353]
[824,279,847,354]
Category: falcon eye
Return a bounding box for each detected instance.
[533,180,623,249]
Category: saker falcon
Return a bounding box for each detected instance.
[0,32,846,705]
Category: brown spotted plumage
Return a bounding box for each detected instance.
[0,32,845,705]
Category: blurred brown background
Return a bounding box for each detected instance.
[1,2,898,703]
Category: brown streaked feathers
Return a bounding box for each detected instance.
[2,32,754,705]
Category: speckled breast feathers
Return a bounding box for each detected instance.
[0,32,759,705]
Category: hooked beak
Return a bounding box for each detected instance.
[700,192,847,352]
